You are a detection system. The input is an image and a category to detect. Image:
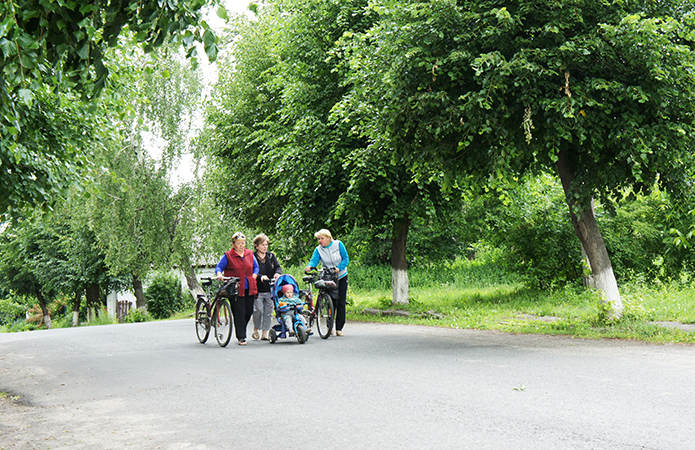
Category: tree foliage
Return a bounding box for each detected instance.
[204,0,366,258]
[342,0,695,201]
[0,0,220,218]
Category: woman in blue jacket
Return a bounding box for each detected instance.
[304,229,349,336]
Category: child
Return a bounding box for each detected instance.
[278,284,303,336]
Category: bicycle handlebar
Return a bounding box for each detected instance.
[200,276,239,286]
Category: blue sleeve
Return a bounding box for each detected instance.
[307,247,320,268]
[252,254,259,275]
[337,241,349,271]
[215,254,228,274]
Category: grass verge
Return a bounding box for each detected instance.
[346,277,695,344]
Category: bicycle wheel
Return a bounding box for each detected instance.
[213,299,233,347]
[195,298,210,344]
[316,292,334,339]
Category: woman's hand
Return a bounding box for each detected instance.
[216,273,224,281]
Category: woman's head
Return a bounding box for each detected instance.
[231,232,246,251]
[253,233,269,251]
[315,229,332,246]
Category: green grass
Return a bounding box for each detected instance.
[345,264,695,344]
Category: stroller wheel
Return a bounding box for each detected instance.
[297,324,308,344]
[269,328,277,344]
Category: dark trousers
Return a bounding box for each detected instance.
[335,275,348,331]
[231,291,254,340]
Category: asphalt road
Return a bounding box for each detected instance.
[1,319,694,450]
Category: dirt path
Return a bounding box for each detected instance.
[0,394,52,449]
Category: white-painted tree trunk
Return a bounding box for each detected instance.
[557,148,623,319]
[392,267,409,305]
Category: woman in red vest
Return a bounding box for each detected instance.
[215,232,258,345]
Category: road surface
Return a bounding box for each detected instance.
[1,319,694,449]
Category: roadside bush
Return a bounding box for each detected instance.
[3,319,39,332]
[145,272,184,320]
[123,308,150,323]
[597,192,668,283]
[484,175,581,289]
[0,297,26,326]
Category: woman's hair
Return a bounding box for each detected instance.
[253,233,269,247]
[231,232,246,243]
[314,229,332,240]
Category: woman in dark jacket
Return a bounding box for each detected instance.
[252,233,282,340]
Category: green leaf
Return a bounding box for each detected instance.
[77,43,90,59]
[0,17,12,39]
[18,89,34,106]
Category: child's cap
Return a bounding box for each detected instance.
[281,284,294,293]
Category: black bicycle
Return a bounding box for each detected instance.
[302,267,336,339]
[195,277,239,347]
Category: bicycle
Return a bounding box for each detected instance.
[301,267,336,339]
[195,277,239,347]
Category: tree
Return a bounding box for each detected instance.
[333,145,461,303]
[204,0,357,259]
[0,0,220,218]
[206,0,462,304]
[0,218,56,328]
[340,0,695,316]
[75,38,212,309]
[44,193,120,325]
[90,148,177,309]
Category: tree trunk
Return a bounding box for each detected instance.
[391,216,411,305]
[181,255,204,297]
[72,291,82,327]
[36,290,52,329]
[556,147,622,319]
[85,283,101,323]
[133,273,146,310]
[580,243,596,290]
